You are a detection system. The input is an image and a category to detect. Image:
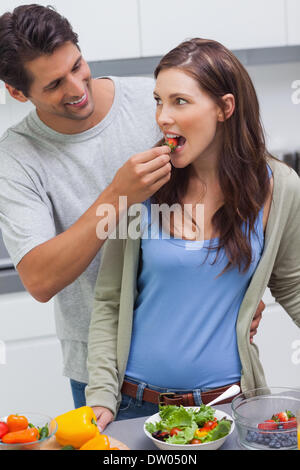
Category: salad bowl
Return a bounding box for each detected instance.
[144,406,234,451]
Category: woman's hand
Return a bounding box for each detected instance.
[250,300,265,343]
[92,406,114,433]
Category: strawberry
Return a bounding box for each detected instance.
[165,138,178,152]
[258,419,278,430]
[272,412,289,422]
[283,417,297,429]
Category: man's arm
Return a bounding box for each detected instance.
[17,146,171,302]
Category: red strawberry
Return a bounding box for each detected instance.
[258,420,278,430]
[165,138,178,151]
[272,412,289,422]
[283,417,297,429]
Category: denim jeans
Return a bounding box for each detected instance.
[70,379,87,408]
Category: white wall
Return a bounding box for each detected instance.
[247,61,300,153]
[257,290,300,388]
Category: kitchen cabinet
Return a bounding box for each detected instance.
[139,0,287,57]
[286,0,300,45]
[0,292,73,417]
[0,0,141,61]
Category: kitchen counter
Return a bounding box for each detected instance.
[106,403,241,450]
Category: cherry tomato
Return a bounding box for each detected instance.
[170,427,182,436]
[190,439,201,444]
[203,421,218,430]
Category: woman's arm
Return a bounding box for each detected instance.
[85,230,126,425]
[268,175,300,327]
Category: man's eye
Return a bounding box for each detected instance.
[73,62,81,72]
[49,81,60,90]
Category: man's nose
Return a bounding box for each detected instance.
[65,75,85,98]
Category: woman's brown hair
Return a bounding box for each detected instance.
[152,38,271,275]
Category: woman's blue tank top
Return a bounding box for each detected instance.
[125,167,271,389]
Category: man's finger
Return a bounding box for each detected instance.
[255,300,265,316]
[97,411,113,432]
[251,316,261,329]
[135,145,171,163]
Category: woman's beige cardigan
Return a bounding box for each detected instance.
[86,158,300,416]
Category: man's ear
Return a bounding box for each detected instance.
[217,94,235,121]
[5,84,29,103]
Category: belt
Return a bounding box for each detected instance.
[121,380,240,407]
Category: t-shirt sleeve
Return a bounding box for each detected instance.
[0,152,56,268]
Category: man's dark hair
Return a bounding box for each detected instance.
[0,4,79,97]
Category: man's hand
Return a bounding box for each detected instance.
[110,146,171,207]
[250,300,265,343]
[92,406,114,433]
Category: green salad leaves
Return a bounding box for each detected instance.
[145,405,232,445]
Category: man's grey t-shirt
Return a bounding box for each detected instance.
[0,76,161,382]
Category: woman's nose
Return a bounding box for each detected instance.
[156,106,175,127]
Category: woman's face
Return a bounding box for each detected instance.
[154,68,223,169]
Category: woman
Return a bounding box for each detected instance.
[85,38,300,430]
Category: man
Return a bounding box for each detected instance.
[0,4,263,411]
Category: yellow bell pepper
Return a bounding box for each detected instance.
[194,429,208,439]
[55,406,99,449]
[79,433,110,450]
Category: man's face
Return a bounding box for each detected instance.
[24,41,95,124]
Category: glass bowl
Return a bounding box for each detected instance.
[231,387,300,450]
[0,412,58,450]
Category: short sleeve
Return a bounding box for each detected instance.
[0,152,56,267]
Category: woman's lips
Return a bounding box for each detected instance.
[164,134,186,153]
[173,141,186,153]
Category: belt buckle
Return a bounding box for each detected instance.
[159,392,176,407]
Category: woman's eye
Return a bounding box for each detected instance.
[154,97,162,105]
[177,98,187,105]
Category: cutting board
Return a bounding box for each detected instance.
[41,435,129,450]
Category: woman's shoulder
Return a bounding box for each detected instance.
[267,156,300,194]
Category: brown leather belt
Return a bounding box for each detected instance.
[121,380,240,407]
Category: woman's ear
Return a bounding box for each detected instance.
[218,94,235,121]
